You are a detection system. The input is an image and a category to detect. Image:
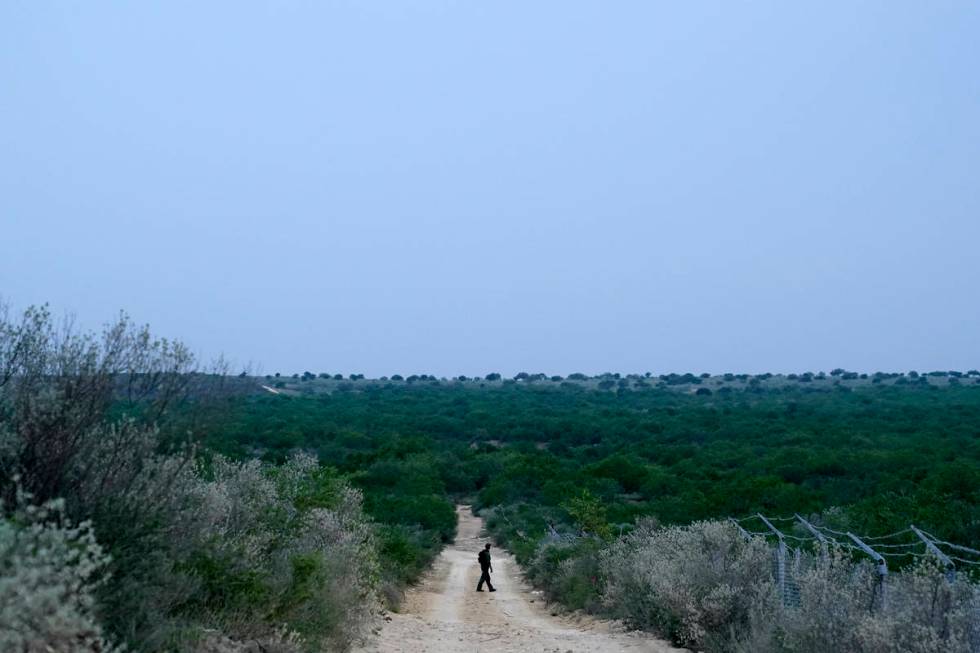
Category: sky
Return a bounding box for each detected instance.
[2,2,979,377]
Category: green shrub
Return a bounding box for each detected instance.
[526,538,604,612]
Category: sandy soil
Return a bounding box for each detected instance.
[355,505,683,653]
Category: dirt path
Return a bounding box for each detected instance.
[355,505,682,653]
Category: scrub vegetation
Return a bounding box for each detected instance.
[0,306,379,652]
[2,303,979,651]
[211,369,980,651]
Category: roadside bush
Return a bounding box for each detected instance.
[170,454,380,651]
[526,538,604,612]
[601,519,778,652]
[365,493,456,543]
[0,305,381,652]
[376,522,441,600]
[0,492,118,652]
[782,551,980,653]
[600,522,980,653]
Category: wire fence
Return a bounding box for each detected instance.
[525,506,979,613]
[731,512,980,608]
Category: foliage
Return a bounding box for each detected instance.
[602,522,980,653]
[602,520,778,651]
[780,550,980,653]
[0,491,118,653]
[0,305,380,652]
[526,538,605,612]
[562,489,612,540]
[200,372,980,650]
[8,300,979,650]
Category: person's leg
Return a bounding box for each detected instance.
[477,570,487,591]
[486,575,495,591]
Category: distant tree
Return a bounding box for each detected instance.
[514,372,529,381]
[333,374,343,380]
[695,387,712,396]
[550,375,563,382]
[699,372,711,379]
[830,368,846,376]
[568,373,588,381]
[485,372,501,381]
[318,373,330,379]
[457,375,469,382]
[391,374,404,381]
[598,379,616,390]
[274,372,281,378]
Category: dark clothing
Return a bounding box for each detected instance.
[477,548,494,591]
[477,568,494,591]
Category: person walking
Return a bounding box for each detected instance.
[476,543,495,592]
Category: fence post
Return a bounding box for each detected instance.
[911,524,956,583]
[730,518,753,541]
[759,514,787,604]
[848,532,888,611]
[795,513,829,547]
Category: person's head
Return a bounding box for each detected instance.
[485,543,491,550]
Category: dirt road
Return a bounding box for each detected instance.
[355,505,681,653]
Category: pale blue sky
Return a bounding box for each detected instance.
[2,2,978,376]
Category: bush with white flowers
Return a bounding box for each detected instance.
[0,492,119,652]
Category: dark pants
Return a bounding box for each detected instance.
[477,568,494,591]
